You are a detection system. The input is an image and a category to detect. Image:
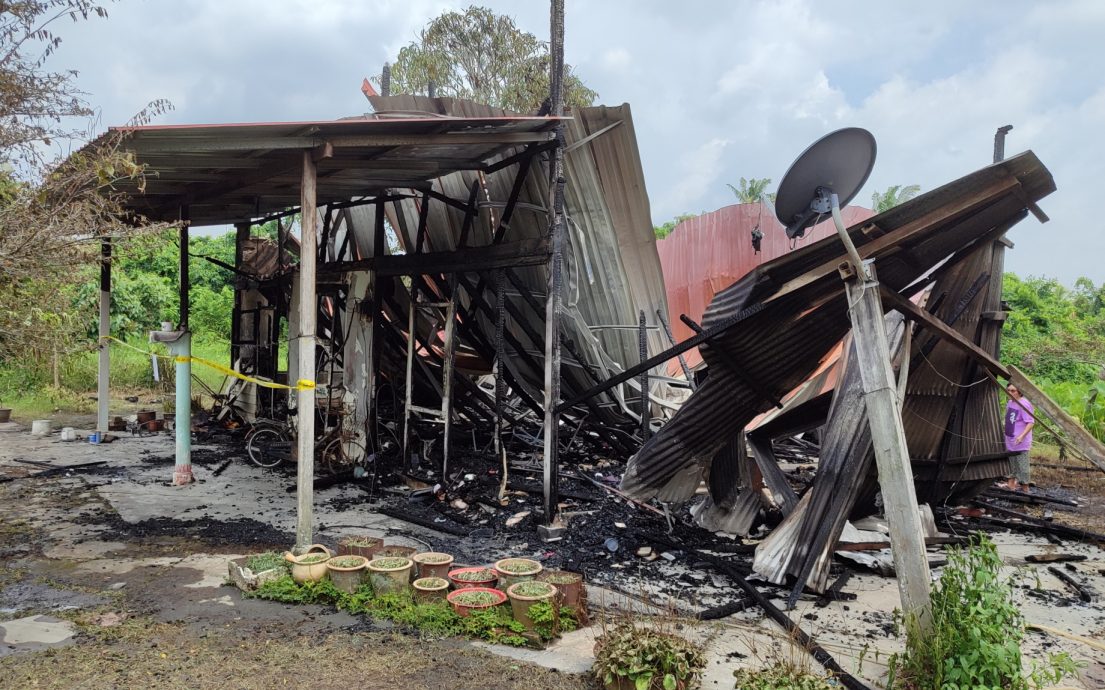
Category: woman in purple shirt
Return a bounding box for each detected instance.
[1004,383,1035,493]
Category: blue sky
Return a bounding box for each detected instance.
[51,0,1105,284]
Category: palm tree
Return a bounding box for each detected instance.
[870,184,921,213]
[727,178,776,204]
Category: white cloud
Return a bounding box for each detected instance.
[46,0,1105,282]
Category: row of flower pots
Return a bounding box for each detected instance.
[282,543,584,633]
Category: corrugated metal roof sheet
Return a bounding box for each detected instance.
[104,112,563,225]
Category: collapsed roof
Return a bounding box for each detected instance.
[621,151,1055,504]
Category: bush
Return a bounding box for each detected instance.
[593,623,705,690]
[888,536,1078,690]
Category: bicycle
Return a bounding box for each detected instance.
[246,412,369,475]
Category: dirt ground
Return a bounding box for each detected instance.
[0,430,596,689]
[2,425,1105,689]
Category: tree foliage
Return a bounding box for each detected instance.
[870,184,921,213]
[727,177,775,204]
[385,5,597,112]
[653,212,697,240]
[0,1,171,363]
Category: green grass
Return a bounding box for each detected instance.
[1,336,239,417]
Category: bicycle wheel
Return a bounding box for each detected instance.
[247,426,291,468]
[321,437,367,474]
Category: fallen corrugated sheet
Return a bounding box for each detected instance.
[621,152,1054,502]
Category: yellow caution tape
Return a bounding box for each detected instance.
[99,335,316,391]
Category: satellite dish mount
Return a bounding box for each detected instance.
[774,127,876,275]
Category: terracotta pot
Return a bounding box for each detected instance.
[136,410,156,424]
[493,557,542,590]
[412,552,455,579]
[283,544,332,584]
[448,566,497,590]
[446,586,507,617]
[506,581,558,632]
[0,408,11,423]
[375,544,417,559]
[326,555,369,594]
[538,570,583,609]
[367,557,413,595]
[412,576,450,603]
[337,536,382,559]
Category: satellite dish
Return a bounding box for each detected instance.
[775,128,876,239]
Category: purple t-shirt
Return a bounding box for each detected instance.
[1004,398,1034,452]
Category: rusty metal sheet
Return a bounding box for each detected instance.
[658,205,873,373]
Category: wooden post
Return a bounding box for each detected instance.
[441,283,458,478]
[179,209,190,329]
[231,221,250,367]
[295,151,318,552]
[845,264,932,634]
[540,0,566,531]
[96,236,111,433]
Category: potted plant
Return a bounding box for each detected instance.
[448,566,497,590]
[366,556,413,595]
[326,555,368,594]
[376,544,417,559]
[506,580,558,633]
[283,544,332,584]
[0,398,11,424]
[593,623,706,690]
[337,536,382,559]
[412,576,450,603]
[446,587,507,618]
[412,552,455,579]
[227,552,288,592]
[538,569,584,610]
[493,557,542,590]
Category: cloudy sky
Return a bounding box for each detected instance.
[52,0,1105,284]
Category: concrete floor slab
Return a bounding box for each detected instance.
[0,615,77,657]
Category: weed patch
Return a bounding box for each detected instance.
[732,663,837,690]
[888,535,1079,689]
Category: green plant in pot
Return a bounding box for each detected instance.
[283,544,332,584]
[367,556,413,595]
[337,535,382,559]
[449,566,497,590]
[376,544,417,559]
[446,586,507,618]
[412,576,450,603]
[326,555,368,594]
[538,569,584,610]
[593,623,705,690]
[493,557,542,590]
[412,551,455,579]
[506,580,557,633]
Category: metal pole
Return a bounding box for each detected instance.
[638,310,650,440]
[993,125,1013,164]
[540,0,566,533]
[494,269,506,456]
[97,237,111,433]
[174,208,193,485]
[295,151,318,551]
[170,332,192,485]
